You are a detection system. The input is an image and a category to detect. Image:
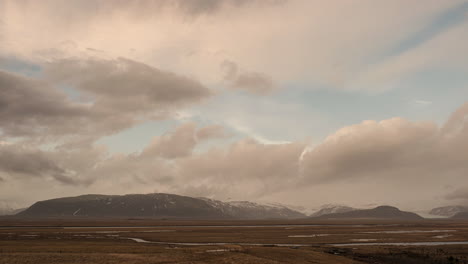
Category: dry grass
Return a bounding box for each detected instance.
[2,219,468,263]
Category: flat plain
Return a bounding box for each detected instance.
[1,219,468,263]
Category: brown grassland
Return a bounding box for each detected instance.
[1,218,468,263]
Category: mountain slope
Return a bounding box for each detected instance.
[429,206,468,218]
[227,201,305,219]
[451,211,468,219]
[310,204,357,217]
[311,206,423,220]
[18,193,306,219]
[19,194,228,219]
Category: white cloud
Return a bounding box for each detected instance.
[1,0,463,90]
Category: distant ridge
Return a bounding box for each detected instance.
[451,211,468,219]
[310,204,356,217]
[429,206,468,218]
[310,205,423,220]
[18,193,306,220]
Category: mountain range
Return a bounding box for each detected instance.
[451,211,468,219]
[10,193,432,220]
[309,204,357,217]
[310,205,423,220]
[18,193,306,219]
[428,205,468,218]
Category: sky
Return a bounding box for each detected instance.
[0,0,467,212]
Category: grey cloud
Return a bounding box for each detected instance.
[0,144,76,184]
[300,103,468,185]
[46,58,211,109]
[221,60,276,95]
[0,58,212,143]
[7,0,284,22]
[300,118,439,182]
[445,187,468,201]
[93,102,468,202]
[175,138,306,198]
[141,123,198,159]
[69,124,304,201]
[2,102,468,208]
[0,70,88,138]
[141,122,228,159]
[441,102,468,136]
[196,125,229,141]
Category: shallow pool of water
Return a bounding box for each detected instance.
[332,241,468,247]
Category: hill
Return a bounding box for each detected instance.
[18,193,306,219]
[451,211,468,219]
[311,205,423,220]
[310,204,357,217]
[429,206,468,218]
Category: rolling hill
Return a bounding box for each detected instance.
[311,205,423,220]
[18,193,306,219]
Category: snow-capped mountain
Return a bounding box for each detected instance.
[311,205,423,220]
[429,206,468,218]
[310,204,357,217]
[227,201,305,219]
[200,199,306,219]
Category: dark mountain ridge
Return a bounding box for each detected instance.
[451,211,468,219]
[18,193,306,219]
[429,205,468,217]
[311,205,423,220]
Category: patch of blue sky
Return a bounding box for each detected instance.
[371,1,468,64]
[282,66,468,133]
[190,89,330,144]
[59,84,95,103]
[96,119,179,154]
[0,56,42,77]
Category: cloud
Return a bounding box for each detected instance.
[1,102,468,208]
[196,124,229,140]
[141,123,229,159]
[221,60,276,95]
[445,187,468,201]
[0,58,212,143]
[2,0,459,91]
[441,102,468,136]
[141,122,198,159]
[176,138,306,198]
[45,57,212,110]
[0,144,77,184]
[300,118,439,182]
[0,70,88,138]
[1,0,467,208]
[298,102,468,190]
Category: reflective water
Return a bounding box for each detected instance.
[332,241,468,247]
[124,237,314,247]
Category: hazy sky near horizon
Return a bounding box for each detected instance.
[0,0,468,211]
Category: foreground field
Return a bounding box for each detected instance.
[1,219,468,263]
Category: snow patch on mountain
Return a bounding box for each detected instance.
[310,204,357,217]
[429,206,468,218]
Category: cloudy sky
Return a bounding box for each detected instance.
[1,0,467,211]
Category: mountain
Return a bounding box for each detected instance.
[451,211,468,219]
[226,201,305,219]
[19,193,227,219]
[429,206,468,218]
[311,205,423,220]
[310,204,357,217]
[18,193,305,219]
